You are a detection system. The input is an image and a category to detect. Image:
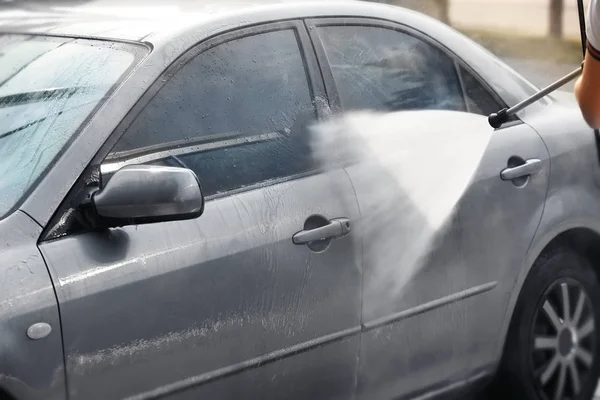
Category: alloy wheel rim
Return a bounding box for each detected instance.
[531,279,597,400]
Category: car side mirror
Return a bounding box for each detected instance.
[91,164,204,227]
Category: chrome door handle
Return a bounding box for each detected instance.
[292,218,351,245]
[500,159,542,180]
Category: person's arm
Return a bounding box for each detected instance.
[575,51,600,129]
[575,0,600,129]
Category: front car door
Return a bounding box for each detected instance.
[307,17,549,399]
[39,21,361,400]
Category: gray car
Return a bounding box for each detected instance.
[1,1,600,399]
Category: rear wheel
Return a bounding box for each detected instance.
[490,248,600,400]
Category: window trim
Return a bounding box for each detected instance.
[454,59,472,113]
[304,17,510,120]
[455,60,494,116]
[101,131,282,175]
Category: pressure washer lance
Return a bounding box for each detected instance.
[488,61,584,129]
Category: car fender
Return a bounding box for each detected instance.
[0,211,66,400]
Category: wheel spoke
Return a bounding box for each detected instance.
[575,347,593,367]
[534,336,558,350]
[568,359,581,394]
[577,318,595,340]
[541,354,560,385]
[572,290,586,327]
[561,283,571,323]
[543,300,563,331]
[554,363,567,400]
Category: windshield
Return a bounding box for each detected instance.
[0,34,143,219]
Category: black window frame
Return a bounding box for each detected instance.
[304,17,512,122]
[455,63,506,117]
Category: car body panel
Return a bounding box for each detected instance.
[157,338,358,400]
[0,211,65,400]
[39,170,362,400]
[455,120,550,377]
[0,9,157,41]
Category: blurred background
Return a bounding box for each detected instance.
[368,0,586,90]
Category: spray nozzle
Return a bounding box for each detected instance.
[487,64,583,129]
[488,108,508,129]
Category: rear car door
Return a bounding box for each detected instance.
[308,18,548,398]
[38,21,362,400]
[452,64,551,377]
[307,19,479,398]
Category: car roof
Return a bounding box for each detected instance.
[0,0,407,43]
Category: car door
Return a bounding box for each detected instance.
[38,21,362,400]
[451,64,551,377]
[307,18,548,399]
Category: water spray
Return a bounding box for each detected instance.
[488,0,587,129]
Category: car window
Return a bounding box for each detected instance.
[458,65,502,116]
[316,25,466,113]
[107,29,316,197]
[0,34,143,220]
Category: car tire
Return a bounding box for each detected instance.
[489,247,600,400]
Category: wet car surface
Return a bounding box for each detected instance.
[1,1,600,399]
